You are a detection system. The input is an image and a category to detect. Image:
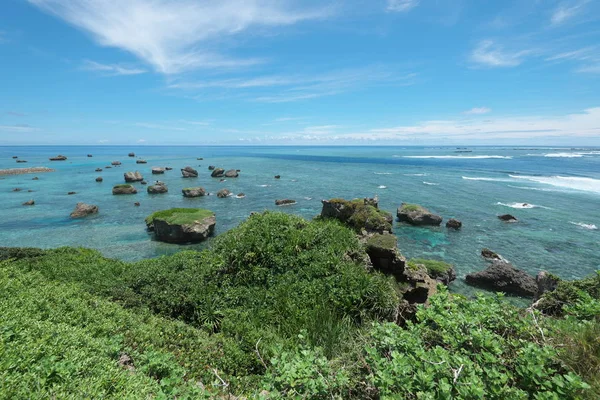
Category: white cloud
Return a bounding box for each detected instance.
[470,40,532,67]
[97,139,109,143]
[0,124,37,133]
[134,122,186,131]
[29,0,332,74]
[82,60,146,76]
[546,47,597,62]
[137,139,146,143]
[550,1,588,26]
[463,107,491,115]
[386,0,420,13]
[576,64,600,73]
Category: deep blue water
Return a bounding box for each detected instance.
[1,145,599,294]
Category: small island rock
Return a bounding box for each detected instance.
[224,169,239,178]
[112,184,137,195]
[498,214,518,223]
[275,199,296,206]
[446,218,462,229]
[217,189,231,198]
[124,171,143,182]
[182,187,207,198]
[465,261,537,297]
[152,167,165,174]
[22,200,35,206]
[211,168,225,178]
[181,166,198,178]
[70,202,98,218]
[96,177,103,182]
[147,182,168,194]
[397,203,443,226]
[145,208,216,243]
[49,155,67,161]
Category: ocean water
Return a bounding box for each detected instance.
[1,145,599,294]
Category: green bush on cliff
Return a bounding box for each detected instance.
[400,203,423,212]
[408,258,453,277]
[536,271,600,317]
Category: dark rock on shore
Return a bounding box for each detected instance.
[217,189,231,198]
[465,261,537,297]
[224,169,239,178]
[22,200,35,206]
[151,167,165,174]
[181,166,198,178]
[498,214,518,222]
[70,203,98,218]
[96,177,103,182]
[321,197,392,234]
[407,259,456,286]
[49,155,67,161]
[446,218,462,229]
[145,208,216,243]
[397,203,442,226]
[124,171,143,182]
[182,187,207,197]
[112,184,137,195]
[275,199,296,206]
[211,168,225,178]
[208,165,216,170]
[147,182,168,194]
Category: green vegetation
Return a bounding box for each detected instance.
[400,203,424,212]
[113,184,134,188]
[1,212,598,398]
[408,258,453,276]
[536,271,600,316]
[145,208,214,226]
[322,198,392,233]
[366,233,397,250]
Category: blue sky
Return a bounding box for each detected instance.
[0,0,599,145]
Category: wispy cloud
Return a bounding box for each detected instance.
[470,40,532,67]
[546,46,597,62]
[463,107,491,115]
[134,122,186,131]
[386,0,420,13]
[550,1,589,26]
[0,124,37,133]
[81,60,146,76]
[29,0,333,74]
[180,120,211,126]
[576,64,600,73]
[6,111,27,117]
[137,139,146,143]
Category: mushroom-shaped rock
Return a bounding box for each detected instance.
[181,166,198,178]
[182,187,207,198]
[147,182,168,194]
[128,152,135,157]
[321,198,392,234]
[95,168,103,172]
[136,159,147,164]
[216,188,231,198]
[224,169,239,178]
[49,155,67,161]
[446,218,462,229]
[211,168,225,178]
[124,171,143,182]
[145,208,216,243]
[465,261,537,297]
[275,199,296,206]
[96,177,103,182]
[498,214,518,223]
[111,161,122,166]
[22,200,35,206]
[112,184,137,195]
[70,202,98,218]
[151,167,165,174]
[105,166,112,169]
[397,203,442,226]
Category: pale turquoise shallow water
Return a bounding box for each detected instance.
[1,145,599,294]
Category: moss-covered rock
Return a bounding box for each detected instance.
[321,198,392,233]
[112,184,137,195]
[407,258,456,285]
[397,203,443,226]
[145,208,215,243]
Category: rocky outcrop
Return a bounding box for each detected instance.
[22,200,35,206]
[211,168,225,178]
[124,171,143,182]
[49,155,67,161]
[321,197,392,234]
[217,189,231,198]
[208,165,216,170]
[224,169,239,178]
[407,259,456,286]
[498,214,518,222]
[0,167,55,176]
[181,166,198,178]
[534,271,560,301]
[446,218,462,229]
[146,208,216,243]
[112,184,137,195]
[32,177,38,180]
[134,202,140,207]
[465,261,537,297]
[136,160,147,164]
[111,161,121,166]
[87,154,93,157]
[182,187,207,198]
[70,203,98,218]
[365,234,406,281]
[274,175,281,179]
[275,199,296,206]
[96,177,103,182]
[236,193,245,198]
[481,248,501,261]
[140,180,147,185]
[128,152,135,157]
[67,192,76,195]
[165,167,173,171]
[397,203,442,226]
[95,168,103,172]
[151,167,165,174]
[16,160,27,163]
[147,182,168,194]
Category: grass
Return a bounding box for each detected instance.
[113,184,134,188]
[407,258,453,276]
[400,203,424,212]
[145,208,214,225]
[366,234,397,250]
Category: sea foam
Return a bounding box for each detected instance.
[401,155,512,159]
[509,175,600,194]
[570,222,598,230]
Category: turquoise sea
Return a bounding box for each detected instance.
[1,146,599,293]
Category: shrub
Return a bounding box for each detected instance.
[145,208,214,226]
[536,271,600,316]
[408,258,453,277]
